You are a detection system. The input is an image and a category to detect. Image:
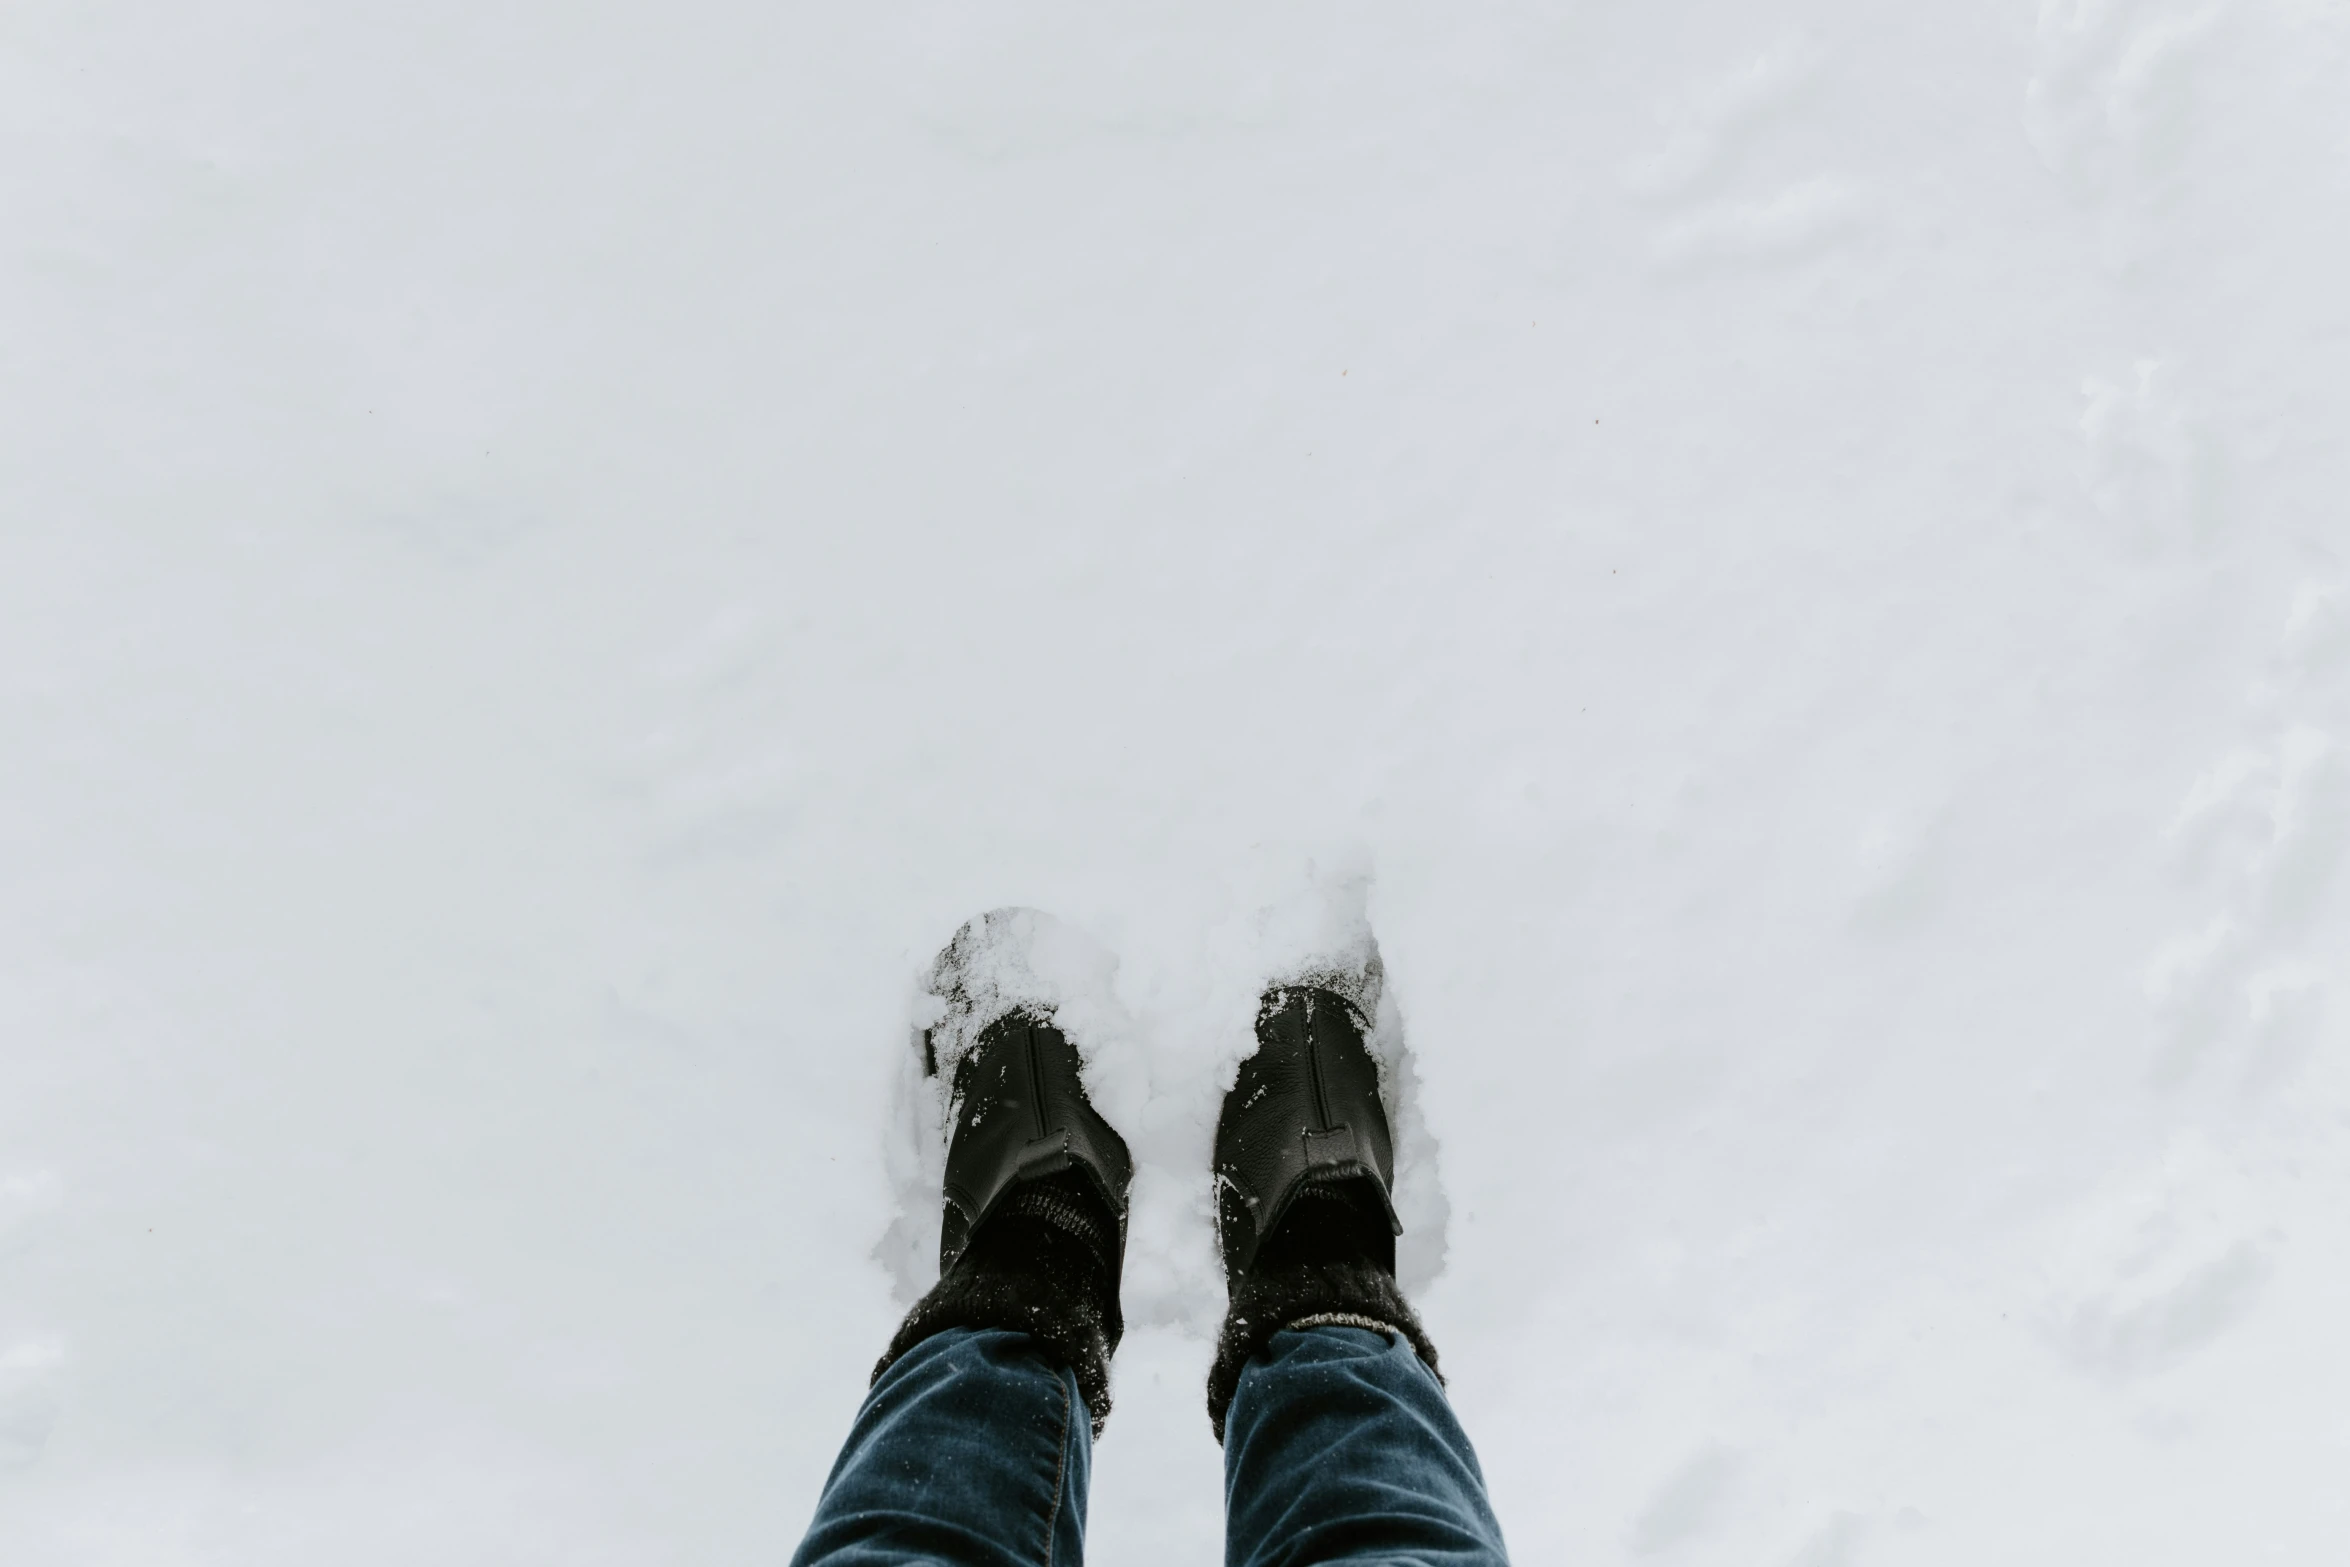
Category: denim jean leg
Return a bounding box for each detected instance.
[1222,1326,1508,1567]
[793,1326,1092,1567]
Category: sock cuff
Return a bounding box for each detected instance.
[872,1219,1118,1436]
[1205,1258,1441,1443]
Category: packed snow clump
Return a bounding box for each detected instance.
[873,866,1450,1321]
[874,907,1145,1301]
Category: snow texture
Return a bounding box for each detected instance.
[879,879,1447,1328]
[7,2,2350,1564]
[876,905,1146,1303]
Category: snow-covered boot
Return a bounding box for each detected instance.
[1207,984,1440,1441]
[873,914,1135,1434]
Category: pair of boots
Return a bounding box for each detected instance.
[872,945,1440,1443]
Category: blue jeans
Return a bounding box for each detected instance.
[792,1324,1508,1567]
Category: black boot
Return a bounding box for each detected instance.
[1208,985,1440,1442]
[874,1009,1133,1434]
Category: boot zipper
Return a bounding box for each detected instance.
[1026,1022,1050,1142]
[1305,995,1332,1131]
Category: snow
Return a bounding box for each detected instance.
[4,1,2349,1562]
[879,883,1447,1327]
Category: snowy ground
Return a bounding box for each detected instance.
[7,2,2350,1562]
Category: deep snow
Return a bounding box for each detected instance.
[878,884,1448,1333]
[6,2,2350,1563]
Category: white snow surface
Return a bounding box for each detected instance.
[6,2,2350,1562]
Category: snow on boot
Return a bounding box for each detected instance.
[935,1007,1133,1293]
[873,912,1135,1434]
[1207,984,1440,1442]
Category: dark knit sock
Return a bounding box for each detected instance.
[1207,1178,1441,1444]
[873,1173,1123,1435]
[995,1170,1121,1282]
[1255,1178,1395,1274]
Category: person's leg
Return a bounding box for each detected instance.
[1209,982,1510,1566]
[791,1325,1090,1567]
[793,911,1136,1567]
[1221,1324,1506,1567]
